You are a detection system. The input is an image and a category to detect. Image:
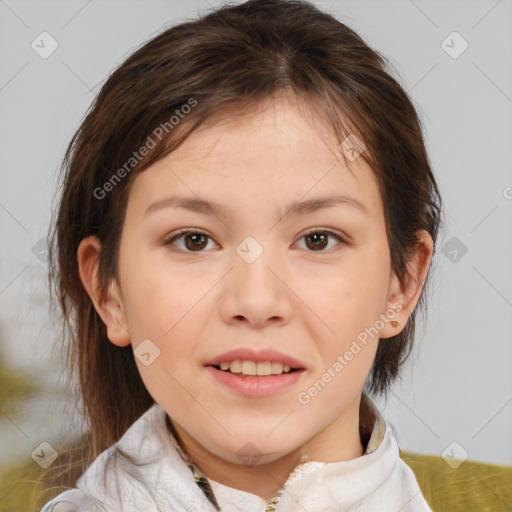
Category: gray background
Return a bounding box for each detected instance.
[0,0,511,470]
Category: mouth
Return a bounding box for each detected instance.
[203,348,307,396]
[209,360,302,376]
[203,347,307,373]
[204,358,306,397]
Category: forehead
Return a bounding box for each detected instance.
[170,95,340,165]
[127,97,383,220]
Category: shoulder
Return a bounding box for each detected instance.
[39,489,93,512]
[39,403,168,512]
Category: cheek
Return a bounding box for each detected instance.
[119,251,222,395]
[122,258,211,406]
[332,245,390,297]
[305,245,391,354]
[120,248,211,340]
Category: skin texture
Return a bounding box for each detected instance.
[78,95,433,502]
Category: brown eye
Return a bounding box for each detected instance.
[183,233,208,251]
[305,232,329,251]
[164,230,216,252]
[297,230,345,252]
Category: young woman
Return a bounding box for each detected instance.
[42,0,441,510]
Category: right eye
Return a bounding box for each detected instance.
[163,229,219,252]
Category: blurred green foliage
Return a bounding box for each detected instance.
[0,462,51,512]
[0,358,46,511]
[401,450,512,511]
[0,363,36,410]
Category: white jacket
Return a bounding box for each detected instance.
[40,397,432,511]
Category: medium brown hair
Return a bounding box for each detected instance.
[45,0,441,495]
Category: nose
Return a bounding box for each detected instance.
[219,240,293,329]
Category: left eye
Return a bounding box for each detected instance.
[163,229,345,253]
[295,229,345,252]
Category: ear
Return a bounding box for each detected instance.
[77,235,131,347]
[379,229,434,338]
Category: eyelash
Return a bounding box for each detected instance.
[162,228,346,254]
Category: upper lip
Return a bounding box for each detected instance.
[204,348,307,370]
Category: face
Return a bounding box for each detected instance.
[84,96,417,469]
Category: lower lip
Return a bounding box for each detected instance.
[205,366,306,397]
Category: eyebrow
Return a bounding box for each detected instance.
[144,193,370,219]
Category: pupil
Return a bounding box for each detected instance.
[186,234,207,251]
[307,233,327,250]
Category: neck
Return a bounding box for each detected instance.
[168,394,368,502]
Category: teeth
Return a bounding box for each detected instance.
[217,360,295,375]
[229,360,242,373]
[242,361,257,375]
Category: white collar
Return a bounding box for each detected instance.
[43,397,432,511]
[165,394,388,510]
